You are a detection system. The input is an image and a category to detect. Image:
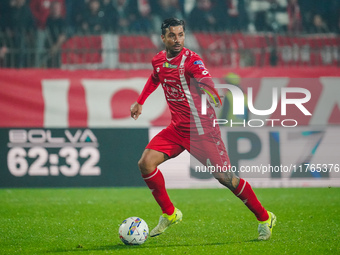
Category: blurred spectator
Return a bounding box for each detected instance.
[254,11,268,31]
[299,0,339,33]
[9,0,35,67]
[0,43,8,67]
[114,0,133,33]
[172,0,186,18]
[45,1,67,67]
[64,0,73,29]
[0,0,339,68]
[298,0,314,32]
[0,1,11,33]
[0,1,10,67]
[30,0,66,29]
[228,0,248,31]
[267,0,288,32]
[81,0,106,34]
[249,0,288,32]
[101,0,119,32]
[324,0,340,33]
[158,0,183,20]
[64,0,82,33]
[30,0,66,67]
[177,0,186,16]
[152,0,184,31]
[188,0,219,31]
[11,0,35,33]
[216,0,249,32]
[183,0,195,17]
[309,14,329,34]
[72,0,90,32]
[250,0,271,32]
[287,0,302,33]
[128,0,153,32]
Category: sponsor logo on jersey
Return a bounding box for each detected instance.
[164,79,176,82]
[194,60,203,65]
[163,62,178,69]
[163,83,185,101]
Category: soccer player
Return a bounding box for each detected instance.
[130,18,276,240]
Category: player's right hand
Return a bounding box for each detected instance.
[130,102,142,120]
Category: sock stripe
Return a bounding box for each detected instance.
[236,180,247,197]
[143,168,159,180]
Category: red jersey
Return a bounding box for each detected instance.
[137,47,218,135]
[30,0,66,29]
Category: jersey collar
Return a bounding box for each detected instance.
[165,48,186,62]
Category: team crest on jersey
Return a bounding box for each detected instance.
[179,67,184,75]
[163,62,178,69]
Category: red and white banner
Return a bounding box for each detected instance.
[60,34,340,68]
[0,68,340,128]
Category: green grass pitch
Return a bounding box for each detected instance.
[1,187,339,254]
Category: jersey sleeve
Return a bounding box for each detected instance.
[137,63,160,105]
[186,55,222,104]
[186,54,213,79]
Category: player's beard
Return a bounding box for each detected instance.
[167,44,183,57]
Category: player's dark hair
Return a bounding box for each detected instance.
[161,18,185,35]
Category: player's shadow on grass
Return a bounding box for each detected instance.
[50,239,260,253]
[93,239,260,250]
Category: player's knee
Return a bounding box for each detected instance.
[138,155,155,175]
[137,158,147,174]
[138,149,166,175]
[216,177,233,190]
[214,172,239,191]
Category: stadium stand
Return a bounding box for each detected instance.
[0,0,339,68]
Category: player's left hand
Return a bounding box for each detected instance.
[209,94,224,108]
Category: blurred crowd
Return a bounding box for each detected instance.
[0,0,340,68]
[1,0,340,34]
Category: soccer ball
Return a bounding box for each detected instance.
[118,217,149,245]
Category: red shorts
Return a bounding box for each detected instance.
[146,124,230,167]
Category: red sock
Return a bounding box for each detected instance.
[232,178,269,221]
[142,168,175,215]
